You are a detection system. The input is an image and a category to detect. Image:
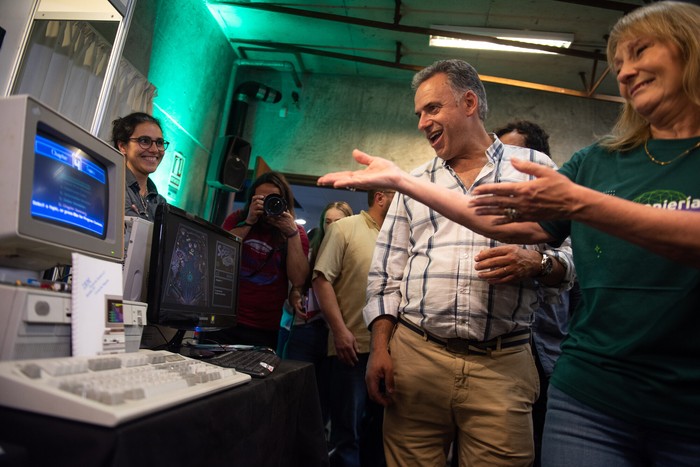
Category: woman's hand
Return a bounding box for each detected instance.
[245,194,266,225]
[470,158,585,224]
[288,287,311,318]
[265,211,299,237]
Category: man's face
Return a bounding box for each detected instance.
[413,73,470,161]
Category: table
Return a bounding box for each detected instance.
[0,359,329,467]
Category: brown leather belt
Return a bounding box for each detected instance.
[398,316,530,355]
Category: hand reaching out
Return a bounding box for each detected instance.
[317,149,405,191]
[470,158,585,224]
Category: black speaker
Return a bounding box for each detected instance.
[218,136,251,191]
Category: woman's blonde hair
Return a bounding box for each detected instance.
[601,1,700,152]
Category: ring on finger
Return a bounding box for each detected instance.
[504,207,521,221]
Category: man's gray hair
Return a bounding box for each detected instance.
[411,59,488,121]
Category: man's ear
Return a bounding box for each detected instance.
[374,191,384,206]
[461,90,479,117]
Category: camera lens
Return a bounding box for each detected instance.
[263,194,287,216]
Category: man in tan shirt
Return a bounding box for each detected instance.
[313,188,394,467]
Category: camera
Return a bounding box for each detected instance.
[263,193,287,216]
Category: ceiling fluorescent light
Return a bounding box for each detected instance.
[429,25,573,55]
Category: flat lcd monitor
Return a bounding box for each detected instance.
[0,95,124,273]
[147,204,241,347]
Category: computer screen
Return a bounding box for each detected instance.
[147,204,241,344]
[0,95,125,273]
[33,127,109,238]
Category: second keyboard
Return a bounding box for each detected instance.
[206,349,281,378]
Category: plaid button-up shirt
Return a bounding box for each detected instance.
[364,138,574,341]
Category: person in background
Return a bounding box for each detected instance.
[279,200,353,428]
[495,120,551,156]
[205,171,309,350]
[313,190,394,467]
[318,3,700,465]
[111,112,167,220]
[495,120,580,467]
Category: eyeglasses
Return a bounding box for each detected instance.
[128,136,170,151]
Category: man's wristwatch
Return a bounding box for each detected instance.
[538,253,554,277]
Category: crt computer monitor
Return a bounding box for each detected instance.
[0,95,125,274]
[147,203,242,350]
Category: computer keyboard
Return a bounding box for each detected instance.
[207,349,281,378]
[0,349,251,427]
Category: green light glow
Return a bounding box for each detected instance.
[141,0,236,215]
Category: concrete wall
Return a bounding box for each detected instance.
[125,0,235,217]
[237,69,621,176]
[486,85,620,166]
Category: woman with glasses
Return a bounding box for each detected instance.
[111,112,169,220]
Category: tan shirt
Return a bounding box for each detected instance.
[313,211,379,355]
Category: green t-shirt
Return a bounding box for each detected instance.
[541,138,700,438]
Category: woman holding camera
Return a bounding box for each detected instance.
[206,171,309,350]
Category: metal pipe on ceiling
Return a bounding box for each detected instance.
[234,58,303,88]
[227,80,282,137]
[231,38,624,103]
[210,0,607,61]
[554,0,639,13]
[232,38,422,72]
